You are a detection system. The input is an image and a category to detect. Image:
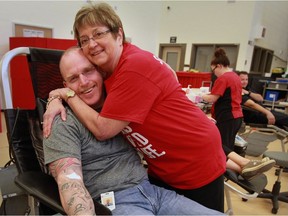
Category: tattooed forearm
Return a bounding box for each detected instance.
[48,158,95,215]
[50,158,81,178]
[60,181,94,214]
[74,204,86,214]
[67,196,75,209]
[60,181,83,191]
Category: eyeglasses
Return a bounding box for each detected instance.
[79,29,111,48]
[211,65,218,73]
[65,66,97,84]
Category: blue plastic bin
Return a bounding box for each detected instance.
[265,90,279,101]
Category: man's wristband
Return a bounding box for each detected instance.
[46,95,62,109]
[247,91,251,96]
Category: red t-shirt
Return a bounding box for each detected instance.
[101,43,226,189]
[211,72,243,123]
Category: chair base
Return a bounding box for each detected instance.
[224,170,268,215]
[261,150,288,214]
[258,181,288,214]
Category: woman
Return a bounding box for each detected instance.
[202,49,275,179]
[44,2,226,212]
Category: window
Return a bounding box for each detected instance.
[190,44,239,72]
[250,46,273,75]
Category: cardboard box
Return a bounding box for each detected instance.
[268,82,287,89]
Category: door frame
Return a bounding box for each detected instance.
[159,43,186,71]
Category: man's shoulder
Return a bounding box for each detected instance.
[54,107,80,126]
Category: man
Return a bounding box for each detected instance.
[43,47,223,215]
[238,71,288,130]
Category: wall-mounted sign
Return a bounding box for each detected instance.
[23,29,44,37]
[14,23,53,38]
[170,36,177,43]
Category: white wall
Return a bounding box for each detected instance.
[157,0,288,72]
[0,0,287,72]
[108,1,161,53]
[253,1,288,71]
[0,1,81,58]
[0,0,161,59]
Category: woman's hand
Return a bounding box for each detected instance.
[43,89,69,138]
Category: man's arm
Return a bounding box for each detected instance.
[242,89,263,103]
[243,99,275,125]
[49,157,95,215]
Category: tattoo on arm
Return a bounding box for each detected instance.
[50,158,81,178]
[48,158,95,215]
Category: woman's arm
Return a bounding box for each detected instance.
[43,94,67,138]
[49,158,95,215]
[67,94,129,140]
[43,88,129,140]
[201,94,220,103]
[244,99,275,125]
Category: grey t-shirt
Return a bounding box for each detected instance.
[44,108,147,199]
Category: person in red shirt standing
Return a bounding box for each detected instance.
[202,48,275,179]
[203,48,243,157]
[43,2,226,212]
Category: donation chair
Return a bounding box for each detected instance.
[239,105,288,214]
[0,47,112,215]
[224,136,268,215]
[224,170,268,215]
[257,125,288,214]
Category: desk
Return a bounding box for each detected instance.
[183,88,212,113]
[279,102,288,114]
[259,79,288,113]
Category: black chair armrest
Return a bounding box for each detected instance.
[15,171,112,215]
[15,171,65,214]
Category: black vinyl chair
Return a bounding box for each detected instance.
[255,125,288,214]
[259,151,288,214]
[224,169,268,215]
[239,106,288,214]
[0,47,111,215]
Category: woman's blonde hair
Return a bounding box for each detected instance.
[73,2,126,45]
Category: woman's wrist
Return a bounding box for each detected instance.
[49,90,62,98]
[47,89,65,109]
[46,95,62,109]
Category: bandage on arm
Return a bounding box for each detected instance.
[49,157,95,215]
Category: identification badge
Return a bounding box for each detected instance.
[100,191,115,211]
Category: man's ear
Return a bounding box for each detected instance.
[63,81,67,87]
